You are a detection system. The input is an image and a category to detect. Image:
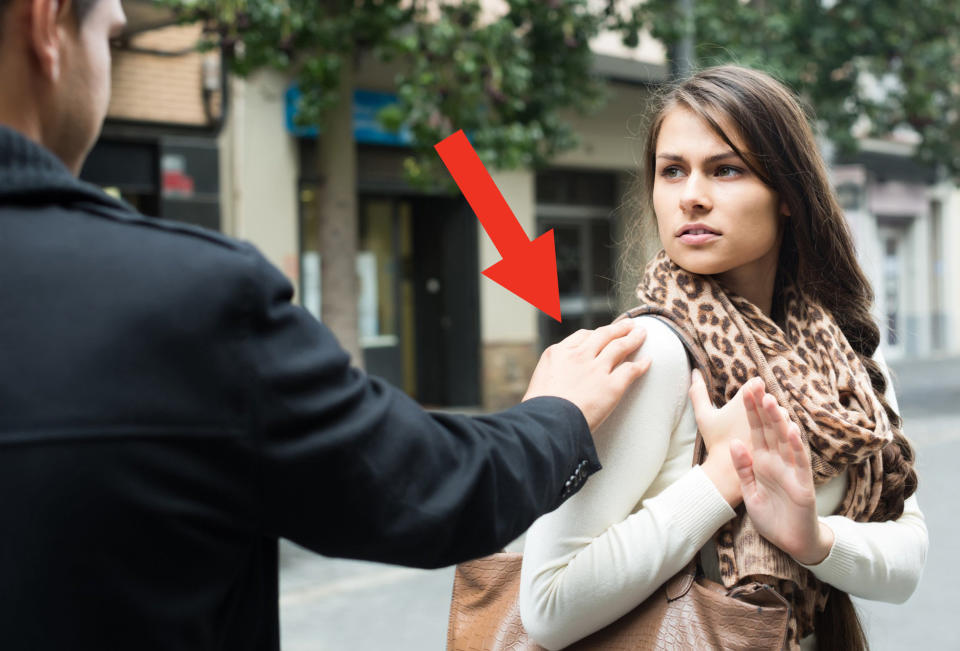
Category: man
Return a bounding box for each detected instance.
[0,0,651,648]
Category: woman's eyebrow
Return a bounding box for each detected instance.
[656,151,740,164]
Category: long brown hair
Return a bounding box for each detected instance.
[633,65,918,650]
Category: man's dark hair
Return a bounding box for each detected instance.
[72,0,100,24]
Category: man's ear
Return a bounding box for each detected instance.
[28,0,70,81]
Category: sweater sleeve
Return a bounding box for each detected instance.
[799,348,928,603]
[800,494,927,603]
[518,317,736,651]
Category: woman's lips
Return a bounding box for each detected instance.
[678,229,720,245]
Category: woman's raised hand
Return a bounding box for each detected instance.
[688,370,766,453]
[730,392,835,565]
[689,370,765,506]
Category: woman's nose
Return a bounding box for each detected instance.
[679,173,712,214]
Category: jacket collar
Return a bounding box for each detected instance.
[0,124,128,211]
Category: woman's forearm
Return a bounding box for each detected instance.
[799,494,928,603]
[520,466,735,650]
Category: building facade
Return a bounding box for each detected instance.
[104,1,960,411]
[84,18,225,232]
[834,141,960,360]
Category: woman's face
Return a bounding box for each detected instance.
[652,106,786,292]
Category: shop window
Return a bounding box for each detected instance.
[536,170,619,347]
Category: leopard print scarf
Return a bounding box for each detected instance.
[634,250,894,647]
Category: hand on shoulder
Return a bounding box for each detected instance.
[523,319,651,431]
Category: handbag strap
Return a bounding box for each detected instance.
[616,307,722,601]
[616,306,717,466]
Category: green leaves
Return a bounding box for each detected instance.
[162,0,641,187]
[638,0,960,175]
[161,0,960,179]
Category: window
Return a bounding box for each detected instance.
[536,170,619,346]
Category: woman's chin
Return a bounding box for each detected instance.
[665,252,729,277]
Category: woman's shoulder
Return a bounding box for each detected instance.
[599,315,693,436]
[626,314,692,367]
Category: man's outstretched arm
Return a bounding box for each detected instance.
[242,248,648,568]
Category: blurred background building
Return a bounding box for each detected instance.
[99,0,960,410]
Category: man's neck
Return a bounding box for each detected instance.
[0,72,44,145]
[0,53,72,170]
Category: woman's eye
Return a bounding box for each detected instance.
[660,166,684,179]
[715,165,742,177]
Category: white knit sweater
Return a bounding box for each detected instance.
[519,316,928,651]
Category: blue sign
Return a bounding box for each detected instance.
[285,85,413,146]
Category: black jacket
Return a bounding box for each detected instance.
[0,126,600,650]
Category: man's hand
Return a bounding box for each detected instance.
[729,392,834,565]
[523,320,650,431]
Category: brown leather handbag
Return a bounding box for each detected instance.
[446,315,792,651]
[446,551,790,650]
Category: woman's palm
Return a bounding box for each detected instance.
[731,391,821,561]
[741,436,816,554]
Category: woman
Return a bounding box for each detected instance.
[518,66,927,651]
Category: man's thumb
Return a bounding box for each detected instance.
[688,369,714,421]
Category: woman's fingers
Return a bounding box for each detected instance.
[759,394,788,452]
[786,422,814,489]
[688,369,715,428]
[742,386,767,453]
[764,399,794,461]
[729,438,756,496]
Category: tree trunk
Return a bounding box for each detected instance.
[317,60,362,367]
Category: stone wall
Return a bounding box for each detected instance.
[482,342,539,411]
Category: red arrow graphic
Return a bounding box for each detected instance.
[434,130,561,322]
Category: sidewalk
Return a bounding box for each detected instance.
[279,356,960,650]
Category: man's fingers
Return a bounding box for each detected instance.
[580,319,635,357]
[612,357,652,390]
[560,328,593,348]
[596,324,647,369]
[729,438,756,494]
[688,369,714,428]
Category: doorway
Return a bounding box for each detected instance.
[355,195,480,406]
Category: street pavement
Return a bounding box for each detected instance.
[279,356,960,650]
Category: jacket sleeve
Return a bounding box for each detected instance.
[239,248,599,568]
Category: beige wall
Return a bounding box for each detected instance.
[109,24,212,126]
[477,82,657,344]
[480,169,538,343]
[554,83,654,171]
[219,71,300,285]
[479,169,539,408]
